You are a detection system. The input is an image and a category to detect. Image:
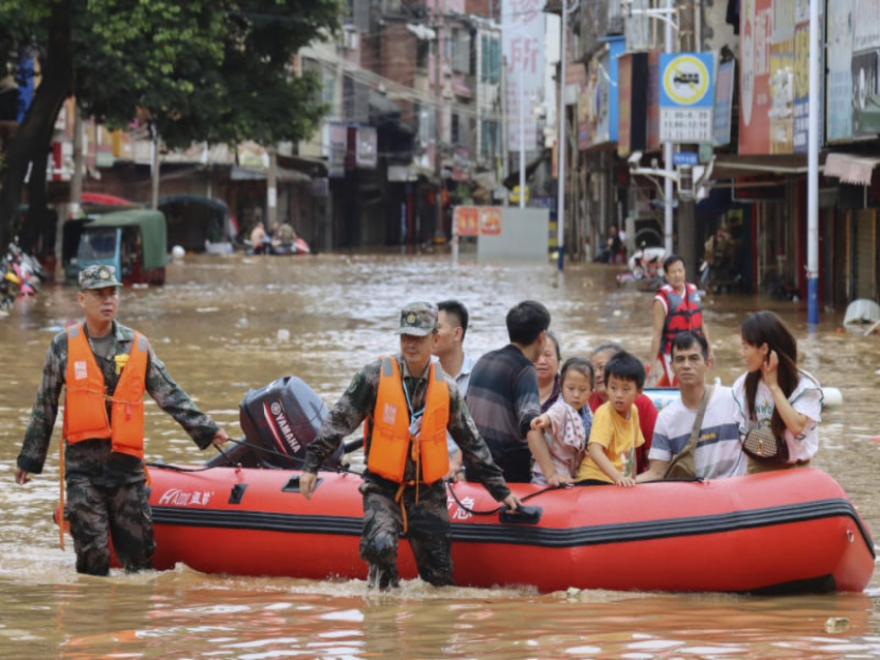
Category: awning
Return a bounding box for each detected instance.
[823,152,880,186]
[369,90,400,119]
[711,154,812,179]
[230,166,310,183]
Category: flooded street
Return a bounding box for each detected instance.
[2,252,880,658]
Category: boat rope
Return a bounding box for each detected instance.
[146,438,365,476]
[145,462,217,473]
[445,480,567,516]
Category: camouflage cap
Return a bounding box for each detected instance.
[78,264,122,290]
[396,301,438,336]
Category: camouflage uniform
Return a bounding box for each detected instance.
[17,319,221,576]
[303,353,512,590]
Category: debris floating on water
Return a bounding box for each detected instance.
[824,617,850,634]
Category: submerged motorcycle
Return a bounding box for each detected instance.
[1,243,44,310]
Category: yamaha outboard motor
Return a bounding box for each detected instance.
[207,376,342,470]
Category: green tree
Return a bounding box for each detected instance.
[0,0,339,250]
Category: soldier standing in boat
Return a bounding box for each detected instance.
[299,301,521,590]
[14,265,229,576]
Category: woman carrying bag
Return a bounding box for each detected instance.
[732,311,823,473]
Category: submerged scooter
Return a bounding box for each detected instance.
[1,243,42,310]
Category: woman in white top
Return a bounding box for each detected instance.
[732,311,823,473]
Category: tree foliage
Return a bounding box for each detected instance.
[0,0,340,246]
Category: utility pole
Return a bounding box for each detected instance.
[501,55,508,186]
[676,0,697,276]
[663,0,674,256]
[434,0,446,247]
[807,0,820,324]
[70,103,83,217]
[556,0,578,271]
[519,65,526,208]
[150,124,160,210]
[267,147,278,229]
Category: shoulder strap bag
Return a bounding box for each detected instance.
[664,385,713,480]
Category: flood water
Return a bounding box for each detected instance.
[2,251,880,658]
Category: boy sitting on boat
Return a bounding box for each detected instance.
[575,351,646,487]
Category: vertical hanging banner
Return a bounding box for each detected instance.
[502,0,546,153]
[739,0,774,154]
[714,60,736,147]
[659,53,715,143]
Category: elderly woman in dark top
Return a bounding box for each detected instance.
[533,330,562,412]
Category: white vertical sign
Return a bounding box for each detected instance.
[503,0,547,153]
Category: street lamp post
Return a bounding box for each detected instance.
[556,0,578,271]
[807,0,820,325]
[623,0,679,255]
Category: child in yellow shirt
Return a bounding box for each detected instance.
[575,350,645,486]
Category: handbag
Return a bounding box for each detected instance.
[664,385,713,480]
[742,423,789,463]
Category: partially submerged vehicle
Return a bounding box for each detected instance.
[158,195,236,254]
[63,209,167,286]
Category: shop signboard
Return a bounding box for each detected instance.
[617,52,648,157]
[739,0,774,154]
[826,0,880,141]
[714,60,736,147]
[479,206,502,235]
[454,206,480,236]
[793,0,823,152]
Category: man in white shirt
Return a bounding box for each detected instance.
[638,332,745,481]
[433,300,477,478]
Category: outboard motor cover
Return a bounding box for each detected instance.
[237,376,341,469]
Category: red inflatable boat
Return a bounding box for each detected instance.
[141,464,874,594]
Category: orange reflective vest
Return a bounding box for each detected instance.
[367,357,450,484]
[63,323,149,459]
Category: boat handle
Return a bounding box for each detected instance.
[281,476,323,493]
[499,504,542,525]
[229,483,249,505]
[847,529,855,543]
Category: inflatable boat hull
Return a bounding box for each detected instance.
[140,466,873,593]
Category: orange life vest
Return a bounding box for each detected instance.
[367,357,450,484]
[63,323,149,459]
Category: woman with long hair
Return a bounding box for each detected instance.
[732,311,823,473]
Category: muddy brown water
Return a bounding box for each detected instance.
[1,252,879,658]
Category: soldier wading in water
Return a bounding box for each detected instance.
[15,265,229,576]
[299,302,521,590]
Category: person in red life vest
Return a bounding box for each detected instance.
[299,302,522,591]
[14,265,229,576]
[646,254,714,387]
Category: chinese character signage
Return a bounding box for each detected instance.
[617,53,649,158]
[714,60,736,147]
[480,207,502,235]
[454,206,479,236]
[659,53,715,143]
[454,206,503,236]
[503,0,546,152]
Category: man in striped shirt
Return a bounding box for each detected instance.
[465,301,568,485]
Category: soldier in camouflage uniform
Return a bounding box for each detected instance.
[14,265,229,576]
[299,302,521,590]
